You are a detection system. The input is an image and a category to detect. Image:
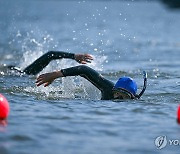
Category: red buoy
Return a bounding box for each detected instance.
[177,105,180,124]
[0,94,10,119]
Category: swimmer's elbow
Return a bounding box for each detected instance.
[77,65,92,73]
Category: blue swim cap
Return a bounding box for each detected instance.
[114,77,137,96]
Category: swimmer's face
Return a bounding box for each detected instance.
[112,89,132,99]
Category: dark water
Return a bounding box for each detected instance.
[0,0,180,154]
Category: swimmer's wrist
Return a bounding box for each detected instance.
[72,53,75,59]
[74,54,77,60]
[54,70,64,78]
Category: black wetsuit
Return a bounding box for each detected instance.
[9,51,115,100]
[61,66,114,100]
[23,51,75,75]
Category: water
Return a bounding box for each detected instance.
[0,0,180,154]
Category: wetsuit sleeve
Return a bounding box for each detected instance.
[23,51,75,75]
[61,65,114,93]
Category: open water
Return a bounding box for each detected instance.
[0,0,180,154]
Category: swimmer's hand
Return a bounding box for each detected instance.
[74,54,93,64]
[36,71,63,87]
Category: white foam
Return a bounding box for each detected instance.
[20,34,106,100]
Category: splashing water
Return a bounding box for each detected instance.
[19,32,55,70]
[20,32,106,100]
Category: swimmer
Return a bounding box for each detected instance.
[36,65,147,100]
[7,50,147,100]
[8,51,93,75]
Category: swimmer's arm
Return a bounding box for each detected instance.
[36,66,114,91]
[46,51,93,64]
[30,51,93,64]
[24,51,93,75]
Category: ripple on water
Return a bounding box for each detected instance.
[10,135,34,142]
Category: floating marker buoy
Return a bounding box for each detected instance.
[0,94,10,119]
[177,105,180,124]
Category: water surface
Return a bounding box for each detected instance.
[0,0,180,154]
